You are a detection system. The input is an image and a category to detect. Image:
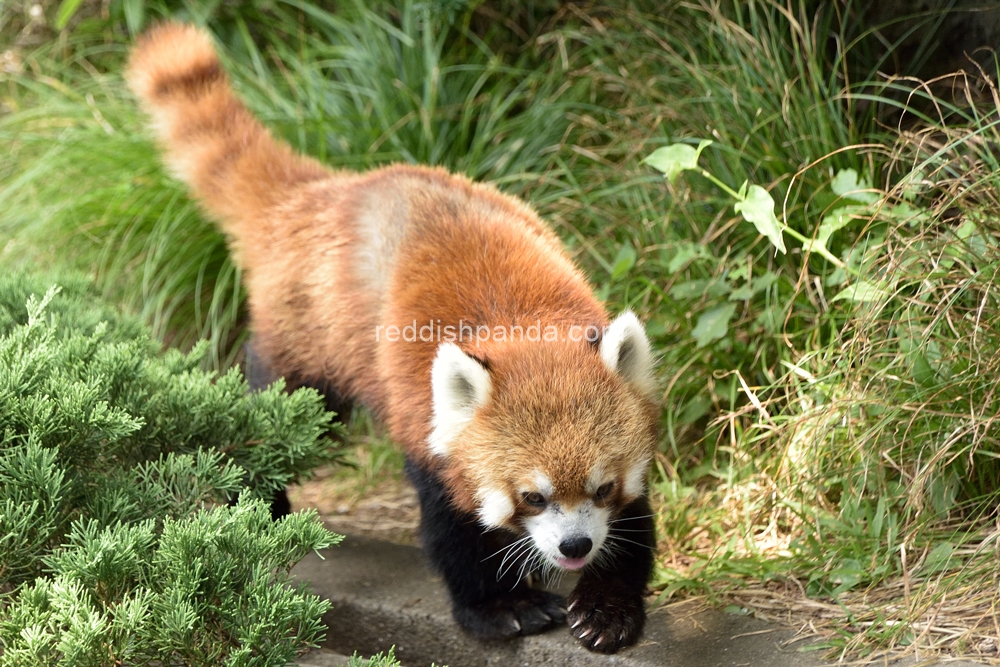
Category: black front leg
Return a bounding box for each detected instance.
[238,341,293,519]
[243,340,352,521]
[568,495,655,653]
[405,459,566,639]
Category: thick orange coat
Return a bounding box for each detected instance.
[127,23,656,516]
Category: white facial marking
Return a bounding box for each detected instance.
[586,466,609,496]
[623,457,651,499]
[428,343,491,456]
[600,311,656,397]
[477,487,514,528]
[529,470,554,498]
[523,500,610,571]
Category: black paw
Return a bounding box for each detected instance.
[567,586,645,653]
[454,589,567,639]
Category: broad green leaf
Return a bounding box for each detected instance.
[679,394,712,425]
[831,168,878,204]
[733,185,786,253]
[610,244,637,281]
[831,279,887,303]
[802,205,866,254]
[956,219,979,240]
[819,205,863,240]
[753,271,779,292]
[897,169,926,200]
[954,218,993,256]
[669,279,731,300]
[56,0,85,29]
[828,558,865,594]
[882,201,931,227]
[929,472,959,516]
[914,340,942,386]
[910,351,935,386]
[923,541,955,574]
[666,242,702,274]
[926,541,954,564]
[899,332,941,386]
[728,284,755,301]
[643,140,712,184]
[729,271,778,301]
[692,303,737,348]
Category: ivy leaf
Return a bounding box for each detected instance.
[832,169,879,204]
[831,279,888,303]
[884,201,931,227]
[733,185,786,254]
[802,204,866,255]
[644,140,713,184]
[692,303,737,348]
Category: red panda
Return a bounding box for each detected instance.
[127,22,659,653]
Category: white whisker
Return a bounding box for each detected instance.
[609,513,655,523]
[608,527,654,533]
[515,549,542,589]
[484,535,531,562]
[498,540,535,581]
[605,534,655,550]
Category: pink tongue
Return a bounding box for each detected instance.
[556,557,588,571]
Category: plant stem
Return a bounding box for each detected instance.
[782,226,849,273]
[697,168,862,278]
[696,167,742,200]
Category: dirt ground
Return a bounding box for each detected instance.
[289,469,421,546]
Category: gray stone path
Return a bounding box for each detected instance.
[292,534,985,667]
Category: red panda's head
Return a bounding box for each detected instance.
[427,311,658,571]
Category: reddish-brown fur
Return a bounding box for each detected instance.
[126,22,657,517]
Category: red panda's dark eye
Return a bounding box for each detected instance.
[595,482,614,500]
[523,492,547,507]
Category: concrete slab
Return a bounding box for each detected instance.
[291,534,986,667]
[297,648,351,667]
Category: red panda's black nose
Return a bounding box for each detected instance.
[559,537,593,558]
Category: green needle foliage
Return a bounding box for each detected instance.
[0,272,344,665]
[3,504,336,667]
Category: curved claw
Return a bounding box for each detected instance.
[566,589,645,654]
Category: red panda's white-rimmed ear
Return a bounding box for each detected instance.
[600,311,656,397]
[429,343,492,456]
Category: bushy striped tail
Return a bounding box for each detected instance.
[126,22,328,262]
